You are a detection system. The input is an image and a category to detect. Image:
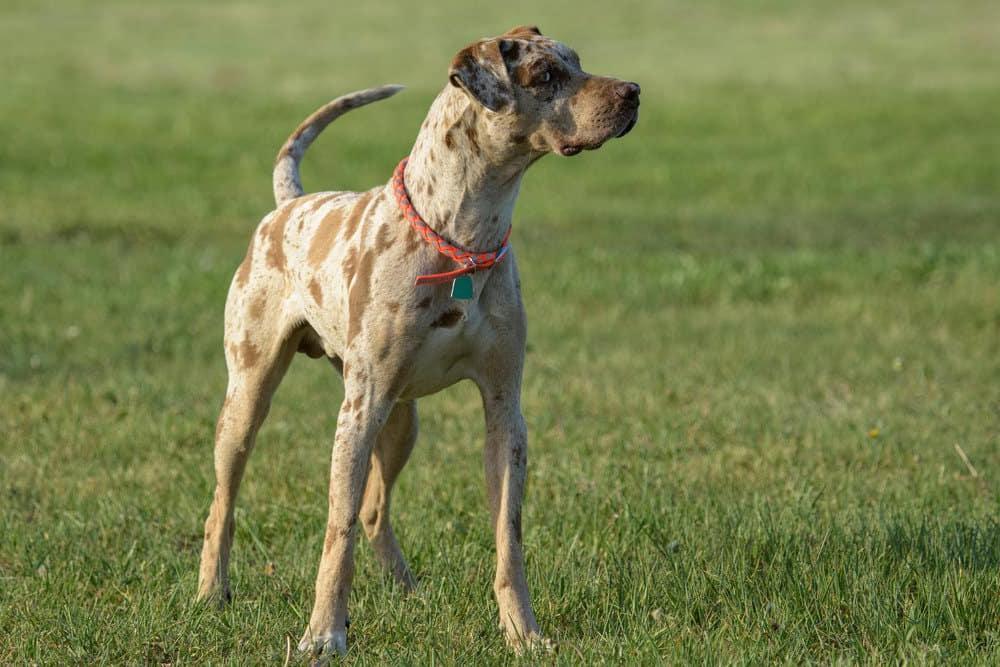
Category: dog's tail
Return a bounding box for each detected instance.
[272,84,404,206]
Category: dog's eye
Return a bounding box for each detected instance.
[529,69,552,87]
[525,67,556,89]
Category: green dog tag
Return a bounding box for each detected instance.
[450,275,474,300]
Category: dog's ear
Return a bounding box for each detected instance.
[502,25,542,38]
[449,40,513,113]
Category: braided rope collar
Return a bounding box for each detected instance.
[392,157,511,287]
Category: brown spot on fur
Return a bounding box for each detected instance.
[347,250,375,342]
[374,319,396,362]
[426,182,434,197]
[310,194,337,211]
[387,301,400,313]
[465,124,480,153]
[308,207,345,268]
[513,65,533,88]
[323,495,359,538]
[404,226,422,254]
[235,235,255,288]
[431,309,463,328]
[249,294,267,320]
[374,223,395,254]
[416,296,432,309]
[340,191,374,241]
[265,206,295,271]
[203,515,217,540]
[308,278,324,307]
[342,245,359,283]
[444,130,455,150]
[238,338,260,369]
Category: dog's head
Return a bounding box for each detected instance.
[448,26,640,157]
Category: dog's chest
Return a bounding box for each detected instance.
[398,303,487,400]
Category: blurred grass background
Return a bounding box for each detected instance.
[1,0,999,663]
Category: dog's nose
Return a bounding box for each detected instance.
[614,81,641,101]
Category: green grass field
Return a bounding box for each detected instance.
[2,0,999,663]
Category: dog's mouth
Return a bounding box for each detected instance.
[558,145,586,156]
[616,109,639,138]
[557,108,640,156]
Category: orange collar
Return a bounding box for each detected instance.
[392,157,511,287]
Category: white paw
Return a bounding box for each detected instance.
[297,629,347,658]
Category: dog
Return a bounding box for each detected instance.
[196,25,639,656]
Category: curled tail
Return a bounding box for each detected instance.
[272,84,404,206]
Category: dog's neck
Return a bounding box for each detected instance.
[403,86,535,251]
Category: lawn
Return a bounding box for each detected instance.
[2,0,999,663]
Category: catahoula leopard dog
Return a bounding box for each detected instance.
[196,25,639,656]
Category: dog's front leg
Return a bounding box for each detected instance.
[299,389,393,657]
[480,386,549,651]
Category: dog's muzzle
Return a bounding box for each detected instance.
[614,81,640,138]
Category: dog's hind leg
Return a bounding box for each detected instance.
[359,400,418,590]
[196,265,300,604]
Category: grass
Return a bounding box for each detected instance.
[2,0,999,663]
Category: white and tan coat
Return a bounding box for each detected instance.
[196,25,640,657]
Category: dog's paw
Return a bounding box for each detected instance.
[500,626,556,655]
[194,581,231,608]
[517,633,556,655]
[297,629,348,659]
